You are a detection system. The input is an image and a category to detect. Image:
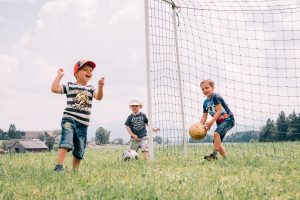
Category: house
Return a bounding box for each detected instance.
[55,135,61,144]
[9,140,48,153]
[24,131,46,140]
[45,129,61,138]
[113,138,124,145]
[6,139,19,150]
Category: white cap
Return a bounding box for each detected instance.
[129,98,143,106]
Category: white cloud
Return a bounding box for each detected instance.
[0,0,147,140]
[0,54,18,85]
[0,16,6,23]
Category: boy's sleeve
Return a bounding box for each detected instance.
[91,85,96,95]
[61,83,68,94]
[125,115,131,126]
[144,114,149,124]
[203,101,208,113]
[213,95,222,106]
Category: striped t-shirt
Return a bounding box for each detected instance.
[61,82,96,126]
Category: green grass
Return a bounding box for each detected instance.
[0,143,299,199]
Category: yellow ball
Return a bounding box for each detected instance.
[189,123,207,140]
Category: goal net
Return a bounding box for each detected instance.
[145,0,300,158]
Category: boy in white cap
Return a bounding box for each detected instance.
[125,98,159,160]
[51,59,105,172]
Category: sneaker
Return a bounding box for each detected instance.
[54,164,63,172]
[204,154,218,161]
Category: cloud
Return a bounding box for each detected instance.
[0,54,18,85]
[0,16,6,23]
[0,0,147,140]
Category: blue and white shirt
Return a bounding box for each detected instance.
[125,112,148,139]
[203,93,233,124]
[61,82,96,126]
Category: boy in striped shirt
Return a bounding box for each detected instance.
[51,60,105,172]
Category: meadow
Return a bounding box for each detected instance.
[0,143,299,200]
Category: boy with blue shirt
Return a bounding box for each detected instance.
[125,98,159,160]
[200,80,235,161]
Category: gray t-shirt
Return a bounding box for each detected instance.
[125,112,148,139]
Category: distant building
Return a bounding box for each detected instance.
[9,140,48,153]
[6,139,19,150]
[45,129,61,138]
[23,130,61,141]
[55,135,61,144]
[24,131,46,140]
[113,138,124,145]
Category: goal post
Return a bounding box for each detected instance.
[145,0,300,158]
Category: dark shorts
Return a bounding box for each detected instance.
[59,117,88,160]
[215,116,235,142]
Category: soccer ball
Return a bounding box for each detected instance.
[189,123,207,140]
[122,149,138,161]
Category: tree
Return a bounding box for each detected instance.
[224,131,259,142]
[7,124,24,139]
[286,111,300,141]
[259,118,276,142]
[8,124,18,139]
[45,137,55,151]
[38,134,46,142]
[95,127,110,145]
[0,129,8,140]
[153,136,162,144]
[188,134,213,143]
[276,111,288,141]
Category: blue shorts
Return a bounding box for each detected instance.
[59,117,88,160]
[215,116,235,142]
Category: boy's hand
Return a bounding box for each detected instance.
[153,128,160,132]
[98,77,105,88]
[205,122,212,131]
[58,68,64,77]
[132,134,139,141]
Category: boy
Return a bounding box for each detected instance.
[200,80,234,161]
[51,59,105,172]
[125,98,159,160]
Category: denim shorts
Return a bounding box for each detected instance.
[215,116,235,141]
[59,117,88,160]
[130,136,149,152]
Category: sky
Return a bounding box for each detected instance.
[0,0,147,140]
[1,0,299,142]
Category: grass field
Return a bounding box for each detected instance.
[0,143,299,200]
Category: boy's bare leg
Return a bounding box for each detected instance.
[213,133,227,158]
[218,145,227,157]
[72,157,81,169]
[142,151,149,160]
[56,148,68,164]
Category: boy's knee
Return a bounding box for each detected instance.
[73,151,84,160]
[214,132,221,140]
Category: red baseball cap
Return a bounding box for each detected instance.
[73,59,96,75]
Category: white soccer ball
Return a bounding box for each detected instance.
[122,149,138,161]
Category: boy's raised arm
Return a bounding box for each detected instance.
[51,68,64,94]
[93,77,105,100]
